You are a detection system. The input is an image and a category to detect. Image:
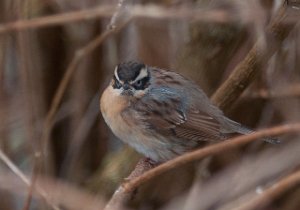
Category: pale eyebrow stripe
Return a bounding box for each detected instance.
[114,66,124,84]
[131,67,148,84]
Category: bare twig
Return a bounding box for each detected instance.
[242,84,300,99]
[122,123,300,193]
[0,4,286,34]
[22,155,39,210]
[108,0,127,30]
[0,149,60,210]
[235,170,300,210]
[0,174,105,210]
[104,123,300,209]
[40,17,132,174]
[104,158,156,210]
[0,5,115,34]
[211,5,297,110]
[13,4,58,207]
[178,140,300,210]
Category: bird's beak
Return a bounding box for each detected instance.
[121,84,134,96]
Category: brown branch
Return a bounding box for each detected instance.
[0,5,115,34]
[122,123,300,193]
[22,155,39,210]
[0,149,60,210]
[242,84,300,99]
[211,5,296,110]
[104,158,155,210]
[40,18,132,173]
[236,170,300,210]
[0,174,105,210]
[0,5,226,34]
[104,123,300,209]
[0,5,278,34]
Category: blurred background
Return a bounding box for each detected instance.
[0,0,299,209]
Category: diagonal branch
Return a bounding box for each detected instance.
[121,123,300,193]
[105,123,300,210]
[0,149,60,210]
[40,17,132,173]
[211,5,296,110]
[235,169,300,210]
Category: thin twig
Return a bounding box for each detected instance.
[242,84,300,99]
[235,170,300,210]
[0,5,115,34]
[0,149,60,210]
[0,174,105,210]
[0,4,279,34]
[108,0,127,30]
[22,154,39,210]
[40,17,132,174]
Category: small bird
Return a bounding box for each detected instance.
[100,61,278,163]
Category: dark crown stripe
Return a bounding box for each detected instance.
[117,61,146,82]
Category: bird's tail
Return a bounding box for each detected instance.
[222,118,280,144]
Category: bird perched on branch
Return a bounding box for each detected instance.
[100,61,278,163]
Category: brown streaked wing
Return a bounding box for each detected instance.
[126,96,223,142]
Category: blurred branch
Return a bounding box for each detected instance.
[242,84,300,99]
[104,158,155,210]
[22,155,39,210]
[0,5,234,34]
[0,5,115,34]
[0,149,60,210]
[122,123,300,195]
[211,4,298,110]
[236,170,300,210]
[179,139,300,210]
[105,123,300,209]
[0,174,105,210]
[40,18,131,174]
[2,4,298,34]
[86,147,140,196]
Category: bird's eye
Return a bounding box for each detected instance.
[133,79,144,90]
[135,80,142,87]
[133,76,150,90]
[112,76,122,89]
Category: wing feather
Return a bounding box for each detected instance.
[126,92,224,142]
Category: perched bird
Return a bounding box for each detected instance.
[100,61,278,162]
